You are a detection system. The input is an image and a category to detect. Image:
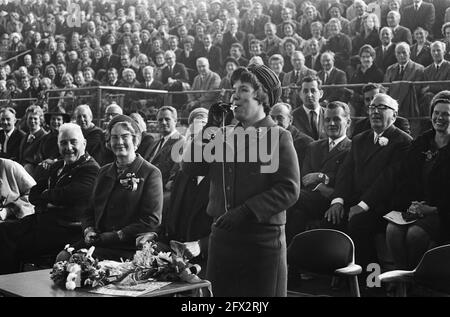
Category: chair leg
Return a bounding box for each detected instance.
[349,276,361,297]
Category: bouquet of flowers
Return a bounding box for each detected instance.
[50,240,202,291]
[50,245,114,290]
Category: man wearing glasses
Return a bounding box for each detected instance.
[324,93,412,280]
[352,83,411,137]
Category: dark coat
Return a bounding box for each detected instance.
[401,2,435,34]
[287,125,314,168]
[160,62,189,85]
[333,125,412,210]
[195,45,223,74]
[305,54,323,72]
[375,43,397,73]
[411,42,433,67]
[38,130,60,161]
[0,128,25,161]
[136,79,165,109]
[99,54,121,71]
[181,116,300,225]
[82,154,163,247]
[29,154,100,224]
[303,137,352,188]
[19,128,47,166]
[317,67,348,102]
[423,60,450,93]
[352,117,411,137]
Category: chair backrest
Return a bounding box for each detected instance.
[287,229,354,275]
[414,244,450,294]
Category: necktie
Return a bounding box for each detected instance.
[374,133,379,145]
[329,140,335,152]
[397,65,404,80]
[414,4,419,11]
[436,64,440,72]
[323,71,328,84]
[310,110,319,140]
[2,132,8,153]
[294,71,299,83]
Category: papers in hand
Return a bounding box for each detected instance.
[383,211,416,225]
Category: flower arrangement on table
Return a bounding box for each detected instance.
[50,240,202,291]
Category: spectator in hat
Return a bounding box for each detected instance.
[182,64,300,297]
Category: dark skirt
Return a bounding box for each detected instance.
[206,223,287,297]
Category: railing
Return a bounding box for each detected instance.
[1,79,445,135]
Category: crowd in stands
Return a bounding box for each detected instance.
[0,0,449,297]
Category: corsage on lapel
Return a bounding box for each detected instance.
[378,136,389,146]
[119,173,143,191]
[422,150,438,162]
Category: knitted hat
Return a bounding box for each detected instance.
[107,114,142,141]
[247,64,282,108]
[188,107,209,125]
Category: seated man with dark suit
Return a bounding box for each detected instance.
[143,106,185,190]
[161,50,190,108]
[352,83,411,137]
[0,107,25,161]
[137,65,165,116]
[325,93,412,274]
[270,102,314,167]
[0,123,100,274]
[286,101,352,244]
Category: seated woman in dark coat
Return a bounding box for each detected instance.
[410,27,433,68]
[57,115,163,261]
[383,91,450,271]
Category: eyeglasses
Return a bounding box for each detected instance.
[368,104,395,111]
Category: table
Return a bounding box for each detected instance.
[0,269,212,297]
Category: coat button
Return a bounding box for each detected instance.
[226,186,231,191]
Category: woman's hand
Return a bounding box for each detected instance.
[412,201,438,217]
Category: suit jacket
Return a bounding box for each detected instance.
[292,106,327,140]
[401,2,435,34]
[321,33,352,70]
[0,128,25,161]
[160,62,189,86]
[423,60,450,93]
[19,129,47,166]
[287,125,314,168]
[181,116,300,226]
[29,154,100,224]
[302,137,352,188]
[82,154,163,248]
[333,125,412,210]
[195,45,223,74]
[136,79,165,107]
[411,42,433,67]
[143,131,185,188]
[305,54,322,72]
[189,71,222,108]
[352,117,411,137]
[317,67,347,102]
[392,25,413,45]
[282,66,316,107]
[375,44,397,72]
[221,31,247,58]
[384,61,425,117]
[99,54,121,71]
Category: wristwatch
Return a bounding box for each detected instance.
[318,173,330,185]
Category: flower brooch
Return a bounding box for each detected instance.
[119,173,143,191]
[422,150,438,162]
[378,136,389,146]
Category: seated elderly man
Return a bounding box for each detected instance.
[421,41,450,115]
[74,104,105,165]
[324,93,412,276]
[103,102,123,129]
[286,101,352,244]
[0,158,36,221]
[186,57,221,110]
[270,102,314,167]
[0,123,100,274]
